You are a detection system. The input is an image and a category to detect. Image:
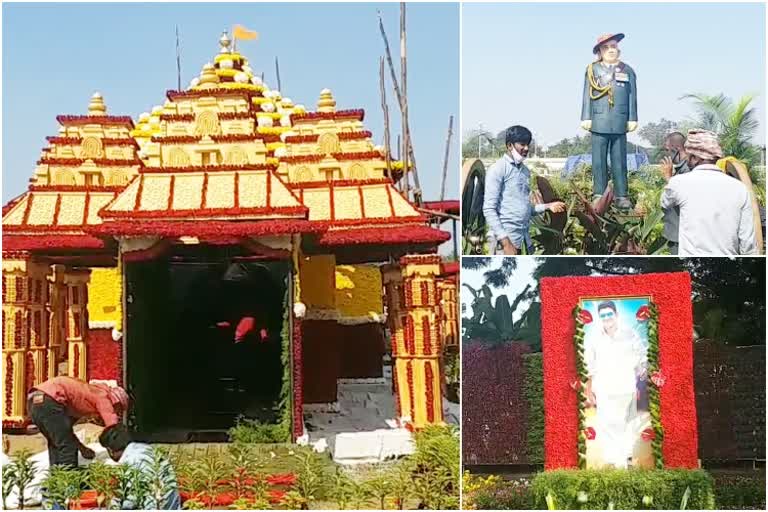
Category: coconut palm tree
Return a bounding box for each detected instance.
[681,93,761,167]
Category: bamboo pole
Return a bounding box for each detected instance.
[440,115,454,201]
[400,3,411,202]
[379,57,393,181]
[378,9,420,201]
[275,57,282,92]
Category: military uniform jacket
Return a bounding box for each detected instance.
[581,61,637,135]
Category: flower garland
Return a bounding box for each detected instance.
[36,157,142,166]
[5,355,13,415]
[331,151,385,162]
[56,115,134,127]
[282,131,372,144]
[159,113,195,122]
[219,111,254,120]
[166,88,258,101]
[292,317,304,439]
[571,304,590,469]
[571,301,664,469]
[45,136,138,147]
[646,302,665,468]
[151,135,199,143]
[28,184,124,193]
[422,316,432,355]
[425,362,435,423]
[25,352,35,391]
[87,219,322,237]
[140,162,277,173]
[290,109,365,122]
[286,178,393,190]
[212,133,282,143]
[406,360,415,422]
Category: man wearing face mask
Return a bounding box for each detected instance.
[581,33,638,210]
[660,132,691,254]
[482,125,566,254]
[661,129,757,255]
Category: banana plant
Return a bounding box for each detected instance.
[462,283,540,349]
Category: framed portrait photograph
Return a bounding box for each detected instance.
[540,273,698,470]
[580,296,654,469]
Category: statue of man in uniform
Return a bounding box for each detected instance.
[580,33,638,209]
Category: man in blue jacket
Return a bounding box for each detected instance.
[581,33,638,210]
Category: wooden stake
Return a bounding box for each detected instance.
[440,115,454,201]
[275,57,282,92]
[379,57,393,181]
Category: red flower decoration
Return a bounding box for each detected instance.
[584,427,596,441]
[651,371,666,387]
[641,428,656,441]
[636,305,651,322]
[577,309,593,324]
[570,379,582,391]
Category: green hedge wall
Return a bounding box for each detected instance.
[522,353,544,464]
[530,469,716,510]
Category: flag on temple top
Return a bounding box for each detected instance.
[233,24,258,41]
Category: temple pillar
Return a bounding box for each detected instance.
[48,265,68,378]
[1,256,51,427]
[63,270,91,381]
[385,255,444,428]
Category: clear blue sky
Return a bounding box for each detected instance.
[463,2,766,148]
[2,2,459,202]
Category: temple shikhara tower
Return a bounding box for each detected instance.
[2,32,458,452]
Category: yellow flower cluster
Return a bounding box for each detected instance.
[216,68,239,78]
[266,142,286,151]
[257,126,292,136]
[214,53,244,63]
[266,157,280,166]
[252,97,272,105]
[461,471,504,510]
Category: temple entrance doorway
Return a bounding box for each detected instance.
[125,249,289,442]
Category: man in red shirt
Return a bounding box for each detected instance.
[27,376,129,468]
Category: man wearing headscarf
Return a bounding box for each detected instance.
[27,376,129,468]
[482,125,566,254]
[660,129,757,255]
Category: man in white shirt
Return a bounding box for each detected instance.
[660,129,757,255]
[99,425,181,510]
[585,301,647,469]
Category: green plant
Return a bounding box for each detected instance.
[228,417,288,444]
[113,464,151,510]
[713,473,766,510]
[224,442,261,500]
[86,461,119,508]
[349,480,373,510]
[470,476,533,510]
[530,469,716,510]
[292,448,327,509]
[462,283,540,348]
[281,489,308,510]
[387,462,414,510]
[2,463,17,509]
[8,449,37,510]
[194,453,227,510]
[142,446,179,510]
[523,353,545,464]
[363,470,394,510]
[330,467,356,510]
[40,465,83,510]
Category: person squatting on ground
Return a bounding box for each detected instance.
[27,376,129,469]
[482,125,566,254]
[99,424,182,510]
[585,301,647,469]
[660,129,757,255]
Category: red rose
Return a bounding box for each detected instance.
[641,428,656,441]
[578,309,593,324]
[651,371,666,387]
[584,427,596,440]
[636,305,651,322]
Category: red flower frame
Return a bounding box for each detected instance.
[540,272,697,469]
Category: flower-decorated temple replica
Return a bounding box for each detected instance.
[2,33,458,452]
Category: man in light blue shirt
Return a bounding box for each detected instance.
[483,125,566,254]
[99,425,181,510]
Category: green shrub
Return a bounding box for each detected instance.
[531,469,716,509]
[714,473,766,510]
[227,417,289,444]
[473,478,534,510]
[523,353,544,464]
